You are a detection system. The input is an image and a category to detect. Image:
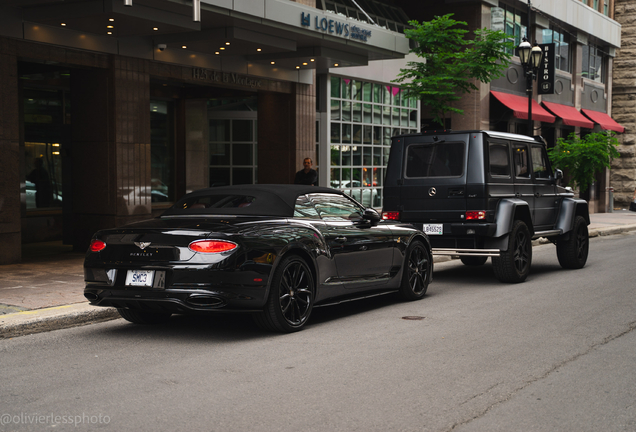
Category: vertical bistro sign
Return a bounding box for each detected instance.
[300,12,372,42]
[538,43,555,95]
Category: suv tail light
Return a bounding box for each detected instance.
[382,211,400,221]
[465,211,486,220]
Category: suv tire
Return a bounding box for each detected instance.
[492,220,532,283]
[556,215,589,269]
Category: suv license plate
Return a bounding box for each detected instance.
[125,270,155,287]
[422,224,443,235]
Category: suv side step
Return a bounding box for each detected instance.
[433,248,500,257]
[532,229,563,239]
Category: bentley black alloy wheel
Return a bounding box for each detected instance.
[255,255,314,333]
[399,240,430,301]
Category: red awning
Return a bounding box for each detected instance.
[581,109,625,133]
[542,101,594,129]
[491,91,555,123]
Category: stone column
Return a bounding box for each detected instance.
[611,0,636,209]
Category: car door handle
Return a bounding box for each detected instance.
[535,192,541,198]
[515,192,521,198]
[334,236,347,243]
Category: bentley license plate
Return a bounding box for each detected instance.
[125,270,155,287]
[422,224,443,235]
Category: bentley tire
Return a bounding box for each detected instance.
[556,215,589,269]
[398,240,430,301]
[460,256,488,266]
[492,220,532,283]
[254,255,314,333]
[117,308,172,324]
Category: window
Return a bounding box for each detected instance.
[491,5,527,56]
[150,101,175,204]
[513,144,530,178]
[294,195,321,219]
[406,142,465,178]
[542,26,571,72]
[488,143,510,177]
[581,44,605,83]
[329,76,418,207]
[310,193,363,221]
[531,146,552,179]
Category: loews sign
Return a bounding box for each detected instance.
[300,12,372,42]
[192,68,263,89]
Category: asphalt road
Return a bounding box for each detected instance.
[2,231,635,432]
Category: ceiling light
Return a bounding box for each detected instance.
[61,23,66,26]
[153,27,158,31]
[296,66,300,69]
[225,42,230,45]
[334,63,339,67]
[303,62,308,65]
[182,45,187,49]
[109,18,115,22]
[107,31,113,35]
[215,52,220,55]
[107,25,114,28]
[257,48,262,52]
[220,47,225,50]
[270,61,275,65]
[310,58,315,62]
[52,143,60,147]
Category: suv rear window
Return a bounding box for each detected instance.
[405,142,464,177]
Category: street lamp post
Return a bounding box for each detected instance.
[518,37,543,137]
[518,0,543,137]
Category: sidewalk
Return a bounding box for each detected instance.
[2,210,636,338]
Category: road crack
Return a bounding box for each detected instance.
[447,320,636,431]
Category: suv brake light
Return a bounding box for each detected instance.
[382,211,400,221]
[465,211,486,220]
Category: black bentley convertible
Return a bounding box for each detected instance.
[84,185,432,332]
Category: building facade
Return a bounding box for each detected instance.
[0,0,415,264]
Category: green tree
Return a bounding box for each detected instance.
[547,131,620,193]
[393,14,514,127]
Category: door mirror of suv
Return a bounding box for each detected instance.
[555,169,563,181]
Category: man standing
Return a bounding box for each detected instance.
[294,157,318,186]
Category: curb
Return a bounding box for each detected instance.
[0,303,120,339]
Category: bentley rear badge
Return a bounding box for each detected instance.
[428,187,437,197]
[134,242,151,249]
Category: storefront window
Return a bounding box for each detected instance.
[491,6,527,56]
[581,44,605,83]
[328,76,419,208]
[150,101,175,204]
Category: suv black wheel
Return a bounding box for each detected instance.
[460,256,488,266]
[556,215,589,269]
[254,255,314,333]
[492,220,532,283]
[398,240,430,301]
[117,308,172,324]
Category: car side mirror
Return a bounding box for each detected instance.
[362,208,381,226]
[555,169,563,181]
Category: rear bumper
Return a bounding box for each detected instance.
[84,284,268,313]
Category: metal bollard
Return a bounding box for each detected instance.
[607,187,614,213]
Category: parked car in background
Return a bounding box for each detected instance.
[383,130,589,283]
[84,184,432,332]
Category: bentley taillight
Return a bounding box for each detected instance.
[465,211,486,220]
[189,240,237,253]
[90,239,107,252]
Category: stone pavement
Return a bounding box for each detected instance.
[1,210,636,338]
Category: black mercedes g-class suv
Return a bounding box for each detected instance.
[382,130,590,283]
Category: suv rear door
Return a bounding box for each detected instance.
[398,134,469,228]
[530,144,560,229]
